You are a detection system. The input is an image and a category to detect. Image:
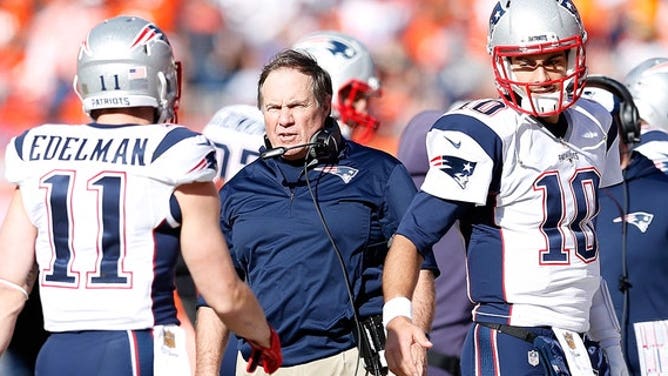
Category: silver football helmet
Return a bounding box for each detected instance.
[487,0,587,117]
[73,15,181,123]
[293,31,380,143]
[624,57,668,132]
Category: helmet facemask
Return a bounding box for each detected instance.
[492,35,586,117]
[486,0,588,118]
[336,80,380,144]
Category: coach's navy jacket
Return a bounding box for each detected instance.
[220,138,438,366]
[597,151,668,375]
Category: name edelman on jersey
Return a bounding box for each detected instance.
[28,134,148,166]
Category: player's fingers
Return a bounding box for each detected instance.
[414,330,433,349]
[385,320,423,376]
[387,346,417,376]
[410,342,428,376]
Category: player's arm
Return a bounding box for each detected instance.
[195,305,229,376]
[175,181,280,372]
[383,164,436,336]
[587,278,629,376]
[383,191,469,376]
[0,189,37,354]
[383,234,431,376]
[412,270,435,333]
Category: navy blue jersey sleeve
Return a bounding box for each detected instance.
[383,164,439,275]
[397,191,471,258]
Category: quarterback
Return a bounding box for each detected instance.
[382,1,628,375]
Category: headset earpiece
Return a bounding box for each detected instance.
[263,134,272,150]
[585,75,640,145]
[308,117,343,163]
[261,117,343,162]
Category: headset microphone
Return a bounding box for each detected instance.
[260,142,323,159]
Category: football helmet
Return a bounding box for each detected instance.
[623,57,668,132]
[293,31,380,143]
[73,15,181,123]
[487,0,587,117]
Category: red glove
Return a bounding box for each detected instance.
[246,326,282,374]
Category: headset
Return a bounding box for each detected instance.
[585,75,641,145]
[262,117,343,162]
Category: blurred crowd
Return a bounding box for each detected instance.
[0,0,667,211]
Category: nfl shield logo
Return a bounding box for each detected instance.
[528,350,540,367]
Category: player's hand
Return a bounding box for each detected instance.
[384,316,432,376]
[410,340,428,376]
[246,326,282,374]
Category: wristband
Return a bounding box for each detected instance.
[382,296,412,329]
[0,278,29,300]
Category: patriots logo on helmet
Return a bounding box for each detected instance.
[326,40,356,59]
[613,211,654,233]
[131,24,169,49]
[558,0,581,21]
[488,2,506,29]
[431,155,477,189]
[314,166,358,184]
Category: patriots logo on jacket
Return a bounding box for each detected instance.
[431,155,476,189]
[613,211,654,233]
[314,166,358,183]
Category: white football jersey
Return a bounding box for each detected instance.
[4,123,217,332]
[202,104,265,183]
[422,98,623,332]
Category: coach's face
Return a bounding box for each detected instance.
[260,67,331,160]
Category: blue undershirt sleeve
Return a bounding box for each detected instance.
[397,191,471,259]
